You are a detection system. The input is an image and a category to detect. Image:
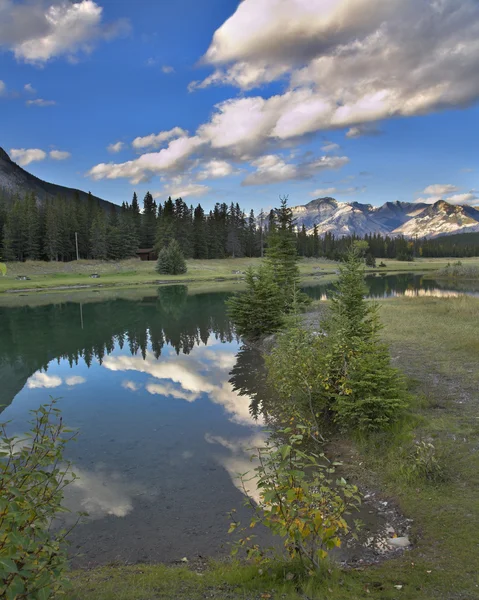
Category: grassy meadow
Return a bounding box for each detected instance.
[2,256,479,294]
[65,293,479,600]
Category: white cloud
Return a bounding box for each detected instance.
[447,192,479,205]
[196,159,235,180]
[50,150,71,160]
[415,189,479,206]
[346,124,382,138]
[162,65,174,74]
[242,153,349,186]
[321,142,340,153]
[132,127,189,151]
[311,185,366,197]
[26,98,56,107]
[423,184,459,196]
[89,136,203,184]
[10,148,47,166]
[27,372,62,389]
[107,141,124,153]
[65,375,85,386]
[195,0,479,130]
[0,0,128,64]
[461,168,475,173]
[24,83,36,94]
[161,181,211,199]
[89,0,479,189]
[0,80,6,96]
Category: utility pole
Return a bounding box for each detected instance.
[75,232,79,261]
[259,208,265,258]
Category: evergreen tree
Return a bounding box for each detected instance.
[265,196,303,310]
[141,191,157,248]
[227,266,284,338]
[156,239,187,275]
[119,212,140,257]
[24,193,41,260]
[90,212,108,259]
[131,192,141,242]
[43,200,60,261]
[193,204,208,259]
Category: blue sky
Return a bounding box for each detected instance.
[1,0,478,211]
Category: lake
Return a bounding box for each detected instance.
[0,274,477,567]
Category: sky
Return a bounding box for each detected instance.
[1,0,478,211]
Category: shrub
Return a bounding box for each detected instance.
[0,401,79,599]
[156,239,187,275]
[230,424,361,572]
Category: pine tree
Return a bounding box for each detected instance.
[265,196,302,310]
[24,193,41,260]
[193,204,208,259]
[227,266,284,338]
[119,212,139,257]
[156,239,187,275]
[90,212,108,259]
[43,200,60,261]
[141,191,157,248]
[131,192,141,242]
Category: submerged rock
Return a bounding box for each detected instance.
[387,536,410,548]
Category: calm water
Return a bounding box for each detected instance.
[304,272,479,300]
[0,274,477,566]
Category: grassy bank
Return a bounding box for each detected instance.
[2,256,479,294]
[67,294,479,599]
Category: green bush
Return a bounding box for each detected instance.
[0,401,79,599]
[156,239,187,275]
[230,424,361,572]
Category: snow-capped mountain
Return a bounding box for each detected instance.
[292,198,479,239]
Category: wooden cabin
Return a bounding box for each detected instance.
[136,248,158,261]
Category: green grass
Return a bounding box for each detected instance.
[3,256,479,295]
[67,294,479,599]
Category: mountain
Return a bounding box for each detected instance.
[0,147,116,211]
[292,198,479,239]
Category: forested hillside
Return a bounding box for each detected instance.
[2,189,479,262]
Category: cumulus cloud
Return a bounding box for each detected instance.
[196,159,235,180]
[89,136,203,184]
[242,153,349,186]
[107,141,124,153]
[132,127,188,151]
[10,148,47,166]
[26,98,56,107]
[24,82,36,94]
[196,0,479,129]
[0,0,129,64]
[447,192,479,205]
[162,65,174,74]
[89,0,479,189]
[423,184,459,195]
[50,149,71,160]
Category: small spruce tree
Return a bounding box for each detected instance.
[156,239,187,275]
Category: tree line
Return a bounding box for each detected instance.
[2,188,479,262]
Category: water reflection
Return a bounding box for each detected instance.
[303,272,479,301]
[0,287,266,566]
